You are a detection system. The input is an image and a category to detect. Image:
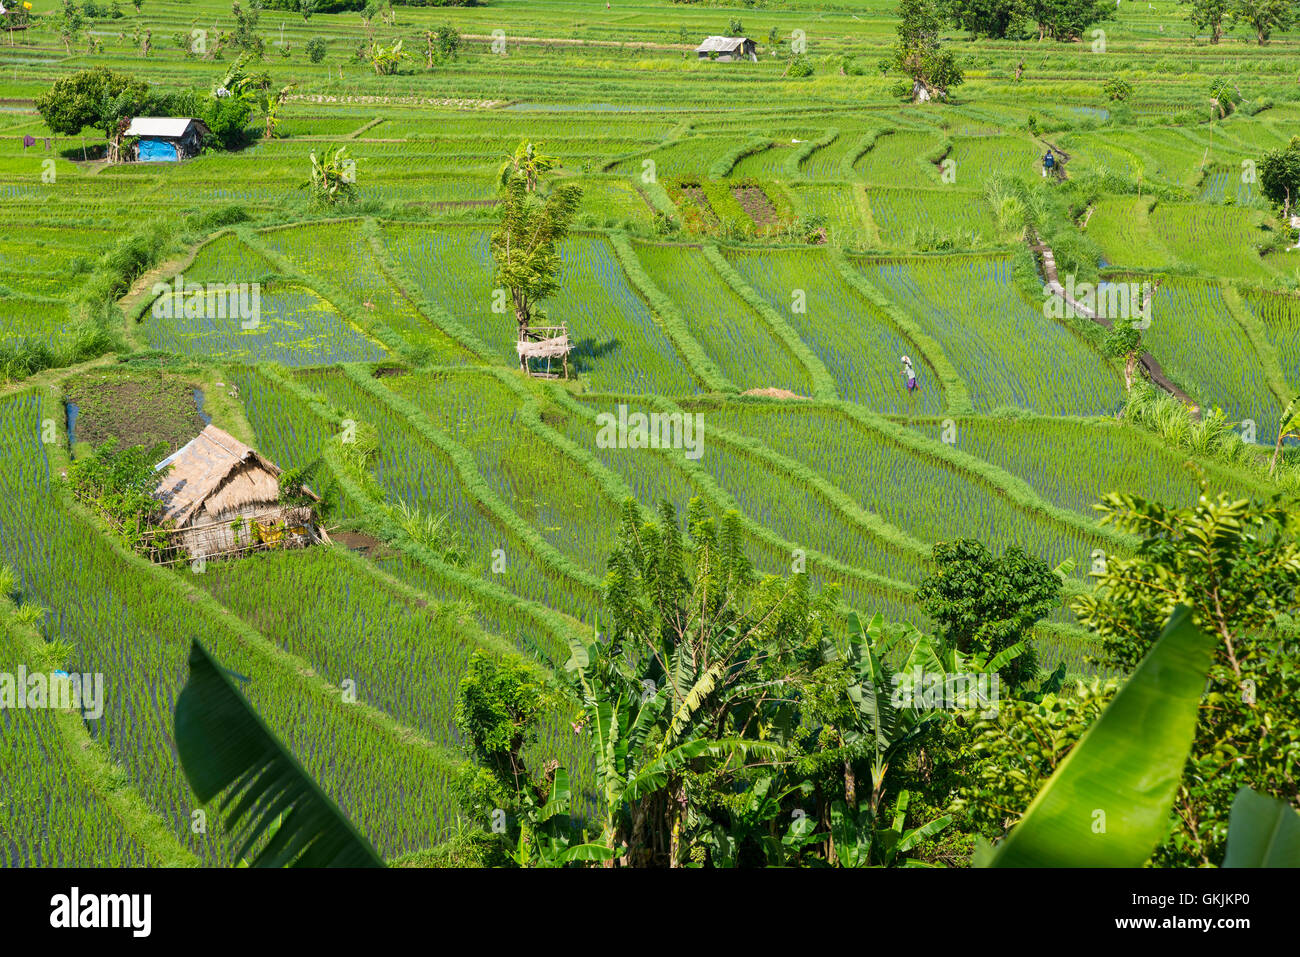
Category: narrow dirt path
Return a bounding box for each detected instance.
[117,238,214,347]
[1030,229,1198,413]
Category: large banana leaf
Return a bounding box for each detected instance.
[1222,786,1300,867]
[174,640,385,867]
[978,606,1215,867]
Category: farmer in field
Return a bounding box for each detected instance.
[901,355,917,393]
[1042,149,1056,178]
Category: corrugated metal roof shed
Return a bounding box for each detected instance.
[696,36,750,53]
[124,117,207,139]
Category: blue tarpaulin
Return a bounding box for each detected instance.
[137,138,180,162]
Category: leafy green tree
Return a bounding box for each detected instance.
[1025,0,1114,39]
[426,23,459,66]
[55,0,85,53]
[4,1,34,44]
[892,0,964,100]
[305,36,327,62]
[490,155,580,344]
[1071,490,1300,864]
[1259,135,1300,219]
[1181,0,1231,41]
[1232,0,1292,42]
[1102,76,1132,102]
[977,607,1219,866]
[914,539,1062,688]
[957,678,1115,838]
[230,0,263,56]
[946,0,1028,38]
[563,500,832,865]
[452,652,585,866]
[34,66,149,163]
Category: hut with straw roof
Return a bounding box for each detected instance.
[152,424,325,561]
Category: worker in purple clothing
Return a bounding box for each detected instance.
[902,355,917,392]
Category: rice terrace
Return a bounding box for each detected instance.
[2,0,1300,884]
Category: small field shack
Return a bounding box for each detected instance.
[126,117,209,162]
[696,36,757,61]
[153,425,324,560]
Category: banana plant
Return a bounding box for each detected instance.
[828,790,951,868]
[1222,786,1300,867]
[830,612,1022,816]
[506,767,614,868]
[976,606,1217,867]
[499,140,559,193]
[1269,394,1300,476]
[563,626,782,865]
[369,38,408,75]
[304,146,357,207]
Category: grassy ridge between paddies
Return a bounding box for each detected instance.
[0,581,197,867]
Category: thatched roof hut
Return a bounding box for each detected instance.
[153,425,323,560]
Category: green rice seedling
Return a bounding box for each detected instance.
[682,399,1117,579]
[0,619,159,866]
[254,220,476,362]
[860,254,1124,416]
[632,240,814,395]
[867,187,1009,250]
[184,233,279,284]
[785,182,870,246]
[141,281,387,366]
[1085,196,1167,270]
[1245,290,1300,394]
[724,245,946,413]
[1148,203,1282,284]
[384,224,699,393]
[293,367,603,625]
[1144,279,1281,438]
[549,388,920,623]
[191,546,596,821]
[854,130,945,188]
[384,368,625,577]
[901,414,1267,518]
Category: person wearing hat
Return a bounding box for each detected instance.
[901,355,917,392]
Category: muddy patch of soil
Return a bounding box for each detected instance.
[732,185,780,228]
[332,530,390,559]
[742,387,811,400]
[64,370,205,453]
